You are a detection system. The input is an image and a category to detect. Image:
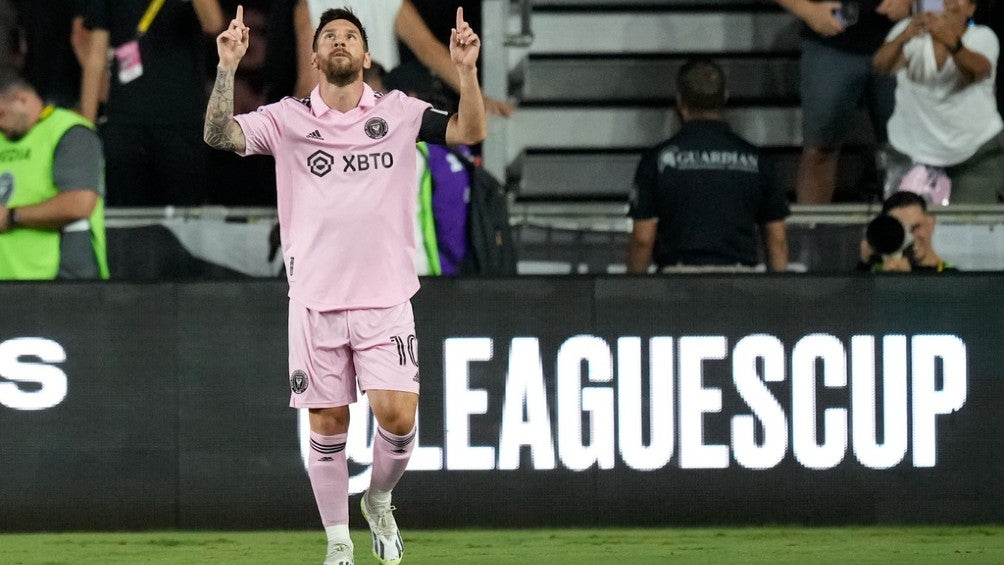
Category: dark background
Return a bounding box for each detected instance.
[1,275,1001,531]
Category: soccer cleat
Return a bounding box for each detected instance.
[360,490,404,565]
[324,541,354,565]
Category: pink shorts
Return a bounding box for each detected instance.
[287,298,421,408]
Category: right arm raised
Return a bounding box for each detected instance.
[204,7,250,152]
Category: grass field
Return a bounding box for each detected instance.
[1,526,1002,564]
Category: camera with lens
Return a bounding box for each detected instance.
[866,214,913,258]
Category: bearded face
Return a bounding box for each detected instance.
[318,48,364,87]
[313,20,370,88]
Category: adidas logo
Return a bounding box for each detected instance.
[318,456,334,462]
[306,130,324,140]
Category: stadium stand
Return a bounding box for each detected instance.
[474,0,1004,274]
[481,0,880,204]
[94,1,1004,278]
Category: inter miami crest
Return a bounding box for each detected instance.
[290,370,309,394]
[364,117,388,139]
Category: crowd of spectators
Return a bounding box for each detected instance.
[0,0,1000,279]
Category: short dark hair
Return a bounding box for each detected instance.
[313,8,368,51]
[363,61,387,88]
[882,190,928,215]
[0,68,32,97]
[677,58,726,111]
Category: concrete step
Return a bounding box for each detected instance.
[516,147,880,201]
[527,10,798,54]
[495,106,876,161]
[517,55,799,105]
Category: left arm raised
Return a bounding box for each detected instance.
[444,7,487,146]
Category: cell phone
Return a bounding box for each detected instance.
[914,0,942,13]
[831,3,859,27]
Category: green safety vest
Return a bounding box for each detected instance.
[0,107,109,279]
[416,142,441,276]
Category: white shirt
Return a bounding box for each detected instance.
[886,20,1003,166]
[307,0,405,69]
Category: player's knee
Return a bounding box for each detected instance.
[376,411,415,435]
[309,406,350,435]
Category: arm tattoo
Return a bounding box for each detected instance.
[204,67,245,151]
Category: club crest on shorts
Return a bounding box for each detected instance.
[290,370,309,394]
[364,117,388,139]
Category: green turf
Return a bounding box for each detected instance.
[0,526,1001,564]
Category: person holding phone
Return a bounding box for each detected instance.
[775,0,913,203]
[874,0,1004,203]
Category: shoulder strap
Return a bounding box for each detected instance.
[137,0,167,36]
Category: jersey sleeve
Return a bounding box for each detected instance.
[628,149,659,220]
[53,126,104,197]
[885,18,910,42]
[233,103,284,156]
[964,26,999,64]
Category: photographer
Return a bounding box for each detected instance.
[857,191,956,272]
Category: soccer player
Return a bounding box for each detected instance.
[204,6,487,565]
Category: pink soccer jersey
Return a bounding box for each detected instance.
[235,84,432,311]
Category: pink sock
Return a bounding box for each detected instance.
[370,425,416,494]
[308,431,348,526]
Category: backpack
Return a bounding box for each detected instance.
[448,148,518,276]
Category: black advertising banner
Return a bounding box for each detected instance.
[1,276,1001,531]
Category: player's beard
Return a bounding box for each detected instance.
[320,52,362,87]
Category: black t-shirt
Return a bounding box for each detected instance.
[14,0,85,108]
[629,120,790,268]
[802,0,897,55]
[83,0,211,125]
[398,1,482,68]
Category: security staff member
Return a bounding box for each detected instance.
[628,58,789,274]
[0,70,108,279]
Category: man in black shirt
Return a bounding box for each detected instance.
[628,59,790,274]
[79,0,224,206]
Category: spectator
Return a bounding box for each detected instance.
[776,0,912,203]
[857,190,956,271]
[874,0,1004,203]
[0,70,108,280]
[79,0,225,206]
[294,0,513,115]
[627,59,790,274]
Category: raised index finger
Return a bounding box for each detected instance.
[236,5,244,24]
[456,6,465,29]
